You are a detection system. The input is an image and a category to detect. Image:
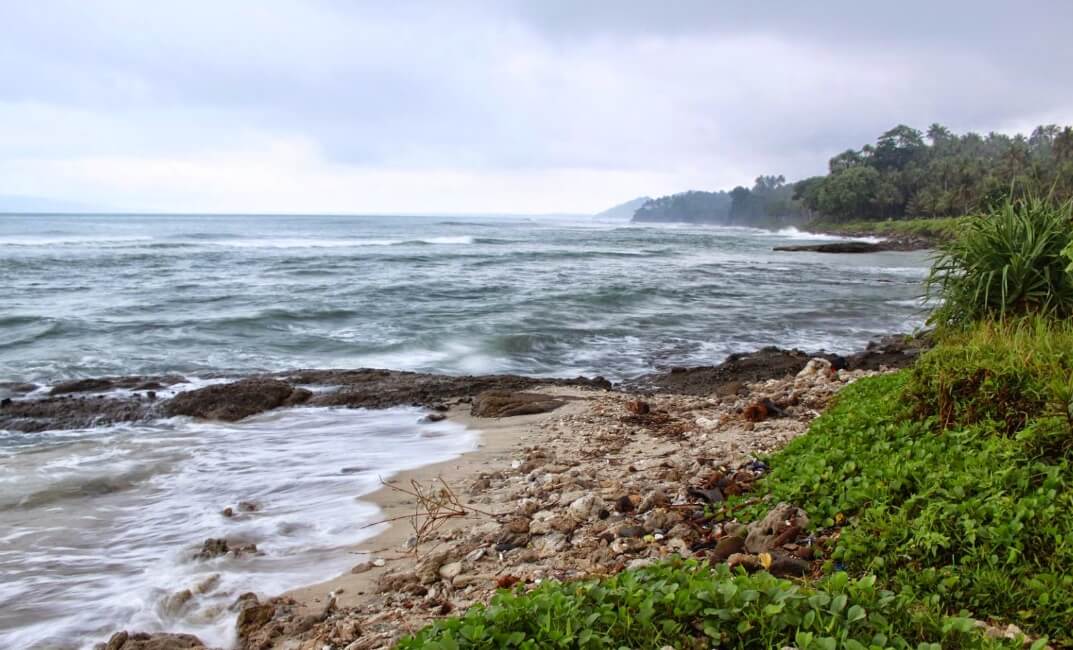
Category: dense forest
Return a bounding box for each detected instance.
[631,123,1073,224]
[631,176,803,225]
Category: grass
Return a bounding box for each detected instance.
[926,196,1073,326]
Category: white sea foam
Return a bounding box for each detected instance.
[0,408,476,649]
[773,227,885,244]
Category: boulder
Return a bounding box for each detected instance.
[164,379,311,421]
[470,391,565,418]
[772,241,883,253]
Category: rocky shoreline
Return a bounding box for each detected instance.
[0,336,929,650]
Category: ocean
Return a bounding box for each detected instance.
[0,213,930,648]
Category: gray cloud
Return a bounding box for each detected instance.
[1,1,1071,212]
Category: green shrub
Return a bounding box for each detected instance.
[904,318,1073,435]
[745,372,1073,644]
[399,560,1011,649]
[925,195,1073,326]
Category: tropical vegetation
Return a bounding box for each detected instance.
[632,123,1073,225]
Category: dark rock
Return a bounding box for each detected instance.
[687,487,725,503]
[290,368,610,410]
[615,524,645,539]
[195,538,230,560]
[0,397,11,408]
[422,412,448,423]
[767,552,812,578]
[773,241,883,253]
[51,378,117,395]
[164,378,307,421]
[709,535,746,562]
[470,391,565,418]
[630,347,838,396]
[0,395,153,433]
[614,494,635,513]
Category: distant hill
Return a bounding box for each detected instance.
[593,196,651,221]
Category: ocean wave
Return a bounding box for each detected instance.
[0,235,155,247]
[774,227,885,244]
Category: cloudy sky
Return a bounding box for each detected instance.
[2,1,1072,214]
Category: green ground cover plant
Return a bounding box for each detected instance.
[746,361,1073,644]
[399,561,1010,649]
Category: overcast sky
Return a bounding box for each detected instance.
[2,1,1072,214]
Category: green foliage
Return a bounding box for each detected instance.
[399,560,1010,649]
[810,216,965,242]
[798,123,1073,222]
[747,369,1073,644]
[905,318,1073,436]
[925,195,1073,325]
[634,176,806,226]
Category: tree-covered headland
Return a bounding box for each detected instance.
[632,123,1073,226]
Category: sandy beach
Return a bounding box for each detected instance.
[221,360,886,650]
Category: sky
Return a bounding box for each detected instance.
[2,1,1072,215]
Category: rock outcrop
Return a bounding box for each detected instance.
[470,391,566,418]
[163,378,311,421]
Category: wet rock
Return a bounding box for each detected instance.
[0,394,152,433]
[164,378,309,421]
[196,538,230,560]
[614,494,635,513]
[421,412,448,423]
[221,507,234,518]
[772,241,883,253]
[291,368,610,410]
[745,503,809,554]
[0,397,11,408]
[194,538,257,560]
[470,391,566,418]
[99,631,208,650]
[51,378,117,395]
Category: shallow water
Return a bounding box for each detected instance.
[0,407,475,649]
[0,213,930,648]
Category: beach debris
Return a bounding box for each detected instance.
[625,399,650,415]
